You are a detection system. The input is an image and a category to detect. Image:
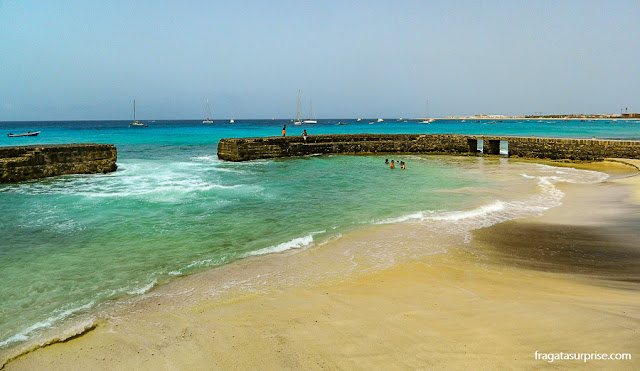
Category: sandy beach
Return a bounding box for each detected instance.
[3,159,640,370]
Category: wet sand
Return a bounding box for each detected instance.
[4,160,640,370]
[475,160,640,284]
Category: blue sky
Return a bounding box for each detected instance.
[1,0,639,120]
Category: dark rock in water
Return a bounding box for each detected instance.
[0,143,117,183]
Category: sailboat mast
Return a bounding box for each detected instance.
[297,89,302,121]
[425,99,429,119]
[133,99,136,121]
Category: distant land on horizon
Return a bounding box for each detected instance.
[442,113,640,120]
[2,113,640,123]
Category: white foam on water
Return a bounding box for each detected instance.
[168,256,229,276]
[4,158,257,201]
[316,233,343,246]
[0,301,95,349]
[531,163,609,184]
[244,231,325,257]
[405,155,429,161]
[125,279,157,295]
[50,219,85,233]
[233,158,273,166]
[374,211,427,225]
[190,155,220,162]
[372,165,609,240]
[1,274,168,353]
[427,201,507,221]
[210,167,246,173]
[191,155,248,173]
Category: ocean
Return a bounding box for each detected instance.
[0,118,636,358]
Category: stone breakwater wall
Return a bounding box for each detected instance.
[0,143,117,183]
[504,137,640,160]
[217,134,640,162]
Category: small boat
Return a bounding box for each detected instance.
[230,119,234,124]
[377,118,384,122]
[7,131,40,137]
[129,100,148,127]
[203,99,213,124]
[337,122,347,125]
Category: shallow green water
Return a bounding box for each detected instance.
[0,119,617,354]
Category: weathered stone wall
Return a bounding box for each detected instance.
[0,143,117,183]
[504,137,640,161]
[218,134,471,161]
[218,134,640,162]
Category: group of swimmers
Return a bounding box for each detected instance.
[385,159,405,170]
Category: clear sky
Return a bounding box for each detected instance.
[1,0,639,120]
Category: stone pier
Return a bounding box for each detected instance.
[0,143,117,183]
[218,134,640,162]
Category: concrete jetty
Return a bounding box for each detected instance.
[218,134,640,162]
[0,143,117,183]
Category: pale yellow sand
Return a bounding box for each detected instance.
[4,160,640,370]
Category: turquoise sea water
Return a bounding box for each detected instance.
[0,118,635,357]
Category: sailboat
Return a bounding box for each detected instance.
[129,99,148,127]
[419,100,435,124]
[303,99,317,124]
[203,99,213,124]
[294,89,303,125]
